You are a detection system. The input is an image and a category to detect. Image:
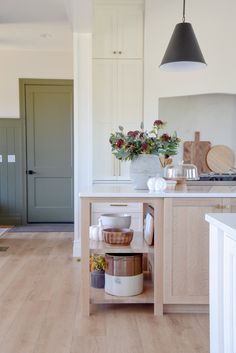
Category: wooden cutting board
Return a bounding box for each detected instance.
[206,145,235,173]
[183,132,211,173]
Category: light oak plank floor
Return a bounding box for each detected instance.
[0,232,209,353]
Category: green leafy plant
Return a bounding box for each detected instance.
[109,120,181,161]
[90,254,106,272]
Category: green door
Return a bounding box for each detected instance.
[25,83,73,222]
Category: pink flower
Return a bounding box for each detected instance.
[154,120,164,126]
[142,143,148,151]
[139,132,144,138]
[160,133,170,142]
[116,139,124,148]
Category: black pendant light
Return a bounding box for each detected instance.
[160,0,207,71]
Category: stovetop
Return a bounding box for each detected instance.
[199,173,236,181]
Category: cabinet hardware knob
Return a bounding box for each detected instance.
[215,204,222,209]
[118,51,122,54]
[27,170,36,175]
[113,51,117,54]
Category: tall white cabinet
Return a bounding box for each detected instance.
[92,1,144,181]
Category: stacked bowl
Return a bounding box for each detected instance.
[100,214,133,246]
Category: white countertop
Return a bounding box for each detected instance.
[79,184,236,198]
[205,213,236,240]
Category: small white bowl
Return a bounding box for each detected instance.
[100,214,131,229]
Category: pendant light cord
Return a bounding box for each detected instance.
[182,0,186,22]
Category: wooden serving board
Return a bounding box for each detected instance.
[206,145,235,173]
[183,132,211,173]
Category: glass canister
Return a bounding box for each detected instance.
[164,162,199,180]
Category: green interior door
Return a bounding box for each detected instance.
[25,83,73,222]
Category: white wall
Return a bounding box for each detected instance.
[159,94,236,163]
[0,50,73,118]
[144,0,236,128]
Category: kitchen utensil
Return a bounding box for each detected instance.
[144,212,154,245]
[164,162,199,180]
[100,214,131,229]
[206,145,235,173]
[183,131,211,173]
[102,228,133,245]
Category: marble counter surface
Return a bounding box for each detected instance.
[79,184,236,198]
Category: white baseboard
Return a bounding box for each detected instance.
[73,240,81,257]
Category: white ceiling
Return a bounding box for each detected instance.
[0,0,73,51]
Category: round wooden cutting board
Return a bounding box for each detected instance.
[206,145,235,173]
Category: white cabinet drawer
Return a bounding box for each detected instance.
[92,202,142,213]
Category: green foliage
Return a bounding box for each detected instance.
[90,254,106,272]
[109,120,181,161]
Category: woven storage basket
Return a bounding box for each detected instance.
[103,228,133,245]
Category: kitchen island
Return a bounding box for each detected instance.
[79,184,236,316]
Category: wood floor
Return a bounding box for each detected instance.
[0,232,209,353]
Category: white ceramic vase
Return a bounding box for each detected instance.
[129,154,161,190]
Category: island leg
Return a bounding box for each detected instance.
[154,198,164,316]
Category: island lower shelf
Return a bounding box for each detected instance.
[90,277,154,304]
[89,231,154,254]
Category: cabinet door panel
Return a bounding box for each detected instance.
[117,6,143,59]
[93,122,115,180]
[93,7,116,59]
[116,60,143,126]
[93,60,116,179]
[116,60,143,178]
[164,198,223,304]
[93,60,116,123]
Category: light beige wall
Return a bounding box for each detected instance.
[0,50,73,118]
[159,94,236,163]
[144,0,236,128]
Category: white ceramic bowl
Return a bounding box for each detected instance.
[100,214,131,229]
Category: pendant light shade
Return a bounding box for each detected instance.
[160,1,207,71]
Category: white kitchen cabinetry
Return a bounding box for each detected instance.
[93,59,143,180]
[91,202,143,231]
[93,4,143,59]
[92,1,144,181]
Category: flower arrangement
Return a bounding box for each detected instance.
[109,120,181,163]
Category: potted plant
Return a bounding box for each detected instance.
[90,254,106,288]
[109,120,181,189]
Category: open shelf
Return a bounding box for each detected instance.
[90,277,154,304]
[89,231,153,254]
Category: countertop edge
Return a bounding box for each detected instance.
[205,213,236,240]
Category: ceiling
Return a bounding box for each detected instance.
[0,0,73,51]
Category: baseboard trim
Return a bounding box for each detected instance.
[73,240,81,257]
[164,304,209,314]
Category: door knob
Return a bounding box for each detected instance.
[28,170,36,175]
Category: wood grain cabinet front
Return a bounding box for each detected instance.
[163,198,224,305]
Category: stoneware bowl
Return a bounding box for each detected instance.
[100,214,131,229]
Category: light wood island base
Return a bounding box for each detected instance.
[80,196,164,316]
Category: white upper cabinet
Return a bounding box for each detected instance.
[93,59,143,180]
[93,4,143,59]
[92,1,144,181]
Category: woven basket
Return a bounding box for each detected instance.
[103,228,133,245]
